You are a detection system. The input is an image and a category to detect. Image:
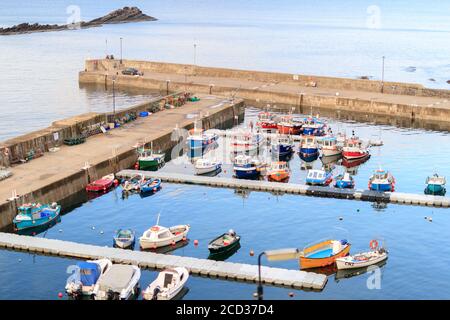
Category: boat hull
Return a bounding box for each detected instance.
[277,125,302,135]
[271,144,293,157]
[369,183,393,192]
[14,207,61,231]
[139,226,189,250]
[195,164,222,175]
[208,235,241,255]
[425,184,445,195]
[234,167,260,179]
[336,252,388,270]
[335,180,354,189]
[342,151,369,160]
[138,159,163,171]
[299,241,351,269]
[303,127,325,136]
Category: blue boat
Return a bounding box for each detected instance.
[305,169,333,186]
[233,155,261,179]
[187,128,219,150]
[302,117,327,136]
[299,135,319,161]
[368,169,395,192]
[425,174,446,195]
[334,172,355,189]
[140,178,162,194]
[271,135,294,158]
[13,202,61,231]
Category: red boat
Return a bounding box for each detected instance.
[86,174,116,192]
[277,115,303,135]
[256,112,278,130]
[342,137,370,160]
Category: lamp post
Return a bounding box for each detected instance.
[257,248,300,300]
[120,37,123,64]
[381,56,385,93]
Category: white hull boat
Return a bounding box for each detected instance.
[65,259,112,297]
[336,249,388,270]
[93,264,141,300]
[142,267,189,300]
[140,224,190,249]
[194,159,222,175]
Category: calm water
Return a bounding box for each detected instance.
[1,108,450,299]
[1,0,449,140]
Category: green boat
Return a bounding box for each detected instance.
[137,147,165,171]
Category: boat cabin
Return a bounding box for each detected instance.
[307,170,327,180]
[234,155,253,166]
[373,170,388,180]
[322,137,337,147]
[270,161,288,171]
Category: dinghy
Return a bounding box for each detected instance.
[336,248,388,270]
[93,264,141,300]
[142,267,189,300]
[299,239,351,269]
[139,214,190,250]
[65,259,112,298]
[13,202,61,231]
[86,174,116,192]
[195,159,222,175]
[425,174,446,195]
[113,229,136,249]
[208,229,241,255]
[139,178,162,194]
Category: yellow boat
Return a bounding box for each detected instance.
[299,239,351,269]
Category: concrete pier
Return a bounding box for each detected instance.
[116,170,450,208]
[80,59,450,126]
[0,232,327,290]
[0,94,244,229]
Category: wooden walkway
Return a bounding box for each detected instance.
[117,170,450,208]
[0,232,327,291]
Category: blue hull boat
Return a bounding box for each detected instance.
[271,144,293,157]
[234,167,260,179]
[13,202,61,231]
[424,174,446,195]
[334,173,355,189]
[369,183,393,192]
[140,178,162,194]
[368,169,395,192]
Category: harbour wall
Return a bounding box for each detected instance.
[0,97,244,229]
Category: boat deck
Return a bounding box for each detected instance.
[116,170,450,208]
[0,232,327,291]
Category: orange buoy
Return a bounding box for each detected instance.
[182,236,187,241]
[249,250,255,257]
[58,292,63,298]
[288,292,294,297]
[194,240,199,246]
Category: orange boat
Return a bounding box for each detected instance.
[267,161,290,182]
[299,239,351,269]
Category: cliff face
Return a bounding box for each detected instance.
[0,7,157,36]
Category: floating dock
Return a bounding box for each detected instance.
[0,232,327,291]
[116,170,450,208]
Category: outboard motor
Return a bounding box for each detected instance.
[228,229,236,237]
[152,287,161,300]
[340,239,348,246]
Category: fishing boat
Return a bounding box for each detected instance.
[92,264,141,300]
[65,259,113,298]
[336,247,388,270]
[342,137,369,160]
[142,267,189,300]
[86,174,116,192]
[368,168,395,192]
[298,135,319,161]
[136,145,165,171]
[266,161,290,182]
[121,175,143,192]
[305,169,333,186]
[256,111,278,130]
[233,154,262,179]
[271,135,294,158]
[334,172,355,189]
[299,239,351,269]
[277,115,303,135]
[425,174,446,195]
[187,127,219,150]
[302,117,326,136]
[208,229,241,255]
[194,159,222,175]
[113,229,136,249]
[321,136,342,157]
[13,202,61,231]
[139,215,190,250]
[139,178,162,194]
[230,130,264,154]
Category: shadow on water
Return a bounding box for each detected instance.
[140,240,190,254]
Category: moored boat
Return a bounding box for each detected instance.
[86,174,116,192]
[139,178,162,194]
[368,168,395,192]
[139,215,190,250]
[65,259,112,298]
[267,161,290,182]
[305,169,333,186]
[277,115,303,135]
[425,174,446,195]
[13,202,61,231]
[299,239,351,269]
[256,111,278,130]
[271,135,294,158]
[92,264,141,300]
[342,136,369,160]
[187,127,219,150]
[321,136,342,157]
[302,117,326,136]
[113,229,136,249]
[194,159,222,175]
[142,267,189,300]
[298,135,319,161]
[336,248,388,270]
[137,146,165,171]
[334,172,355,189]
[208,229,241,255]
[230,130,264,154]
[233,154,262,179]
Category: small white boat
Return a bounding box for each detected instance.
[142,267,189,300]
[0,167,12,181]
[336,248,388,270]
[113,229,135,249]
[139,214,190,249]
[194,159,222,175]
[93,264,141,300]
[65,259,112,298]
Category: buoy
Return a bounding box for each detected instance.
[288,292,294,297]
[194,240,199,246]
[58,292,63,299]
[18,259,22,262]
[424,216,428,219]
[58,229,62,233]
[253,292,258,298]
[100,230,104,234]
[92,226,95,230]
[339,216,343,221]
[357,209,360,212]
[428,217,433,222]
[249,250,255,257]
